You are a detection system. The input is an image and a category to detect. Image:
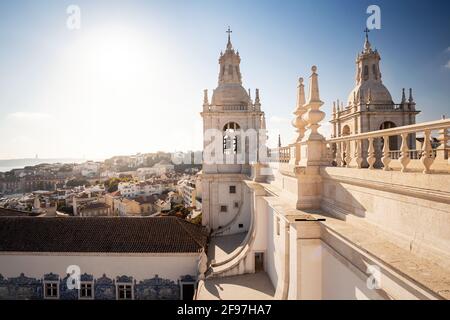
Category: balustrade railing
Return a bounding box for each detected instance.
[267,119,448,174]
[269,146,291,163]
[327,119,449,174]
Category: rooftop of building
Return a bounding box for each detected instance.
[81,202,110,210]
[0,207,39,217]
[0,216,208,254]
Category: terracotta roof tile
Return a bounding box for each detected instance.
[0,217,208,253]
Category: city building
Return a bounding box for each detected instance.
[78,202,111,217]
[177,178,197,208]
[0,217,207,300]
[113,197,154,216]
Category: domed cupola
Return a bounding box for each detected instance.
[210,27,251,108]
[347,29,393,107]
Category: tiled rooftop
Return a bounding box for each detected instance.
[0,216,208,253]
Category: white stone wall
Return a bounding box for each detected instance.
[0,253,199,282]
[321,167,450,265]
[321,242,385,300]
[201,175,251,234]
[263,203,288,296]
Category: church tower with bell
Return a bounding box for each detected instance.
[200,28,266,233]
[330,30,420,152]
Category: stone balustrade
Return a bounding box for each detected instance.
[327,118,449,174]
[269,147,291,163]
[269,118,449,174]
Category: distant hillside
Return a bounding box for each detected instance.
[0,158,85,172]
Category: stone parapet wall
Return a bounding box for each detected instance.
[320,167,450,267]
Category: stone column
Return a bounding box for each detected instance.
[295,66,328,210]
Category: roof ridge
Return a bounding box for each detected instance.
[175,218,205,251]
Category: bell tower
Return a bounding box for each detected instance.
[200,28,265,233]
[330,30,420,155]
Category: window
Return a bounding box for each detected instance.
[234,202,239,208]
[117,284,133,300]
[223,122,240,155]
[44,282,58,299]
[229,186,236,194]
[220,205,228,212]
[239,224,244,228]
[364,65,369,80]
[79,283,93,299]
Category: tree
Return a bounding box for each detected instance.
[66,178,90,188]
[104,176,133,193]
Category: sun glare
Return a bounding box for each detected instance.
[47,25,178,158]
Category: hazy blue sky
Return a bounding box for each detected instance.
[0,0,449,159]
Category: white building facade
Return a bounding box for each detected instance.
[200,30,266,235]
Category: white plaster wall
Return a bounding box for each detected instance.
[287,226,299,300]
[251,193,268,252]
[203,178,251,234]
[264,203,287,293]
[298,239,323,300]
[265,205,277,289]
[321,169,450,264]
[321,243,385,300]
[0,254,198,282]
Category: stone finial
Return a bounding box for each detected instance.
[203,89,209,105]
[292,76,307,142]
[408,88,414,103]
[302,66,325,140]
[254,88,261,111]
[307,66,321,103]
[401,88,406,103]
[297,77,306,108]
[332,101,336,114]
[278,134,282,148]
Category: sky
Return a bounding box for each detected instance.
[0,0,449,160]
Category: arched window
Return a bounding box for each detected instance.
[372,64,378,80]
[342,125,351,136]
[228,65,233,76]
[364,65,369,80]
[223,122,240,154]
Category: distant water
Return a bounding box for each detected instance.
[0,158,87,173]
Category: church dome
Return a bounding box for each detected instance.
[348,80,393,105]
[347,32,394,106]
[211,83,250,106]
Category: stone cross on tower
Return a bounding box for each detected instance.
[226,26,232,49]
[226,26,232,39]
[364,27,370,40]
